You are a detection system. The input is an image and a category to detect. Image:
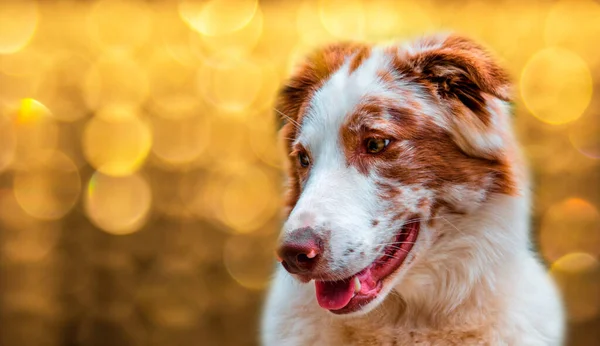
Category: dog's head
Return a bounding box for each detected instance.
[275,34,519,315]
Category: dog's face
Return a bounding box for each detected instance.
[275,35,518,315]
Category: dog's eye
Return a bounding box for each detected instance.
[298,152,310,167]
[365,138,390,154]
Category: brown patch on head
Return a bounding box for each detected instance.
[390,34,510,126]
[339,35,517,219]
[371,219,379,227]
[348,46,371,74]
[277,42,369,214]
[340,95,431,177]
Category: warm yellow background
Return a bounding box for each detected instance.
[0,0,598,345]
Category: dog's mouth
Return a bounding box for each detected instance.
[314,220,420,314]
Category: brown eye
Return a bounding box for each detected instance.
[365,138,390,154]
[298,152,310,167]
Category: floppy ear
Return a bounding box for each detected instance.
[401,34,513,160]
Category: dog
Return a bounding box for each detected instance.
[261,34,564,345]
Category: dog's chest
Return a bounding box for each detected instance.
[330,320,495,346]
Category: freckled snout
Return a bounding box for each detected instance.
[277,227,323,275]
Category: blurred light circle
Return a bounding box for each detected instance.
[3,222,61,264]
[10,98,59,169]
[540,198,600,263]
[83,106,152,176]
[146,50,197,104]
[318,0,366,40]
[202,116,257,172]
[85,172,152,235]
[150,111,210,168]
[151,95,202,121]
[197,58,263,112]
[136,271,206,327]
[0,68,41,110]
[13,151,81,220]
[287,44,316,76]
[34,52,92,122]
[220,166,277,233]
[0,0,38,54]
[0,46,48,78]
[520,48,592,125]
[0,112,16,172]
[83,52,149,110]
[87,0,152,51]
[569,113,600,160]
[364,1,433,40]
[224,234,277,290]
[551,252,600,323]
[250,60,280,113]
[179,0,258,37]
[0,190,61,263]
[296,0,335,45]
[545,0,600,66]
[191,6,264,59]
[253,3,299,63]
[248,113,284,168]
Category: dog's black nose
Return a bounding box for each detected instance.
[277,227,323,275]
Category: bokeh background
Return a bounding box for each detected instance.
[0,0,599,345]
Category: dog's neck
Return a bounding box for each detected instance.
[346,192,531,331]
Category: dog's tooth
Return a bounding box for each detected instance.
[306,249,317,259]
[354,277,361,293]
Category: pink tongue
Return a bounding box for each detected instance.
[315,279,355,310]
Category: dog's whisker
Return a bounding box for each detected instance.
[274,108,301,129]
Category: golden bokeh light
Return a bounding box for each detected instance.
[545,0,600,67]
[10,98,59,169]
[136,272,206,330]
[253,2,299,63]
[202,116,257,171]
[0,112,16,172]
[85,172,152,235]
[224,234,277,290]
[13,151,80,220]
[551,252,600,323]
[179,0,259,37]
[0,46,48,78]
[0,190,61,264]
[83,106,152,176]
[34,52,92,122]
[146,50,197,108]
[365,1,434,41]
[0,0,38,54]
[191,5,264,59]
[296,0,335,45]
[0,67,40,110]
[520,47,593,125]
[540,198,600,263]
[150,110,210,169]
[87,0,152,51]
[0,1,599,345]
[318,0,366,40]
[197,57,263,112]
[83,52,149,110]
[155,3,200,68]
[569,112,600,160]
[220,166,278,233]
[248,112,284,168]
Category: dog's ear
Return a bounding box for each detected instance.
[275,42,367,131]
[399,34,513,160]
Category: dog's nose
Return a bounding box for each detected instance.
[277,227,323,275]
